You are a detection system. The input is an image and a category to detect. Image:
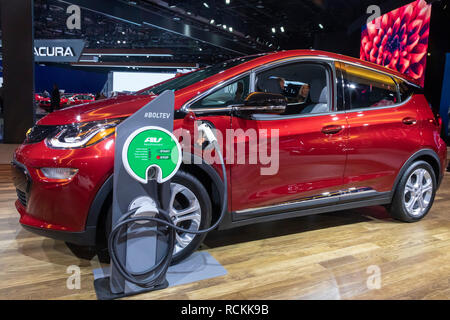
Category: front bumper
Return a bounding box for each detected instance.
[12,138,115,245]
[17,200,97,245]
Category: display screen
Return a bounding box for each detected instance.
[113,72,175,92]
[360,0,431,86]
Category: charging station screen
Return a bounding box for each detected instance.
[360,0,431,86]
[113,72,175,92]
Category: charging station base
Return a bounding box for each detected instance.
[93,276,169,300]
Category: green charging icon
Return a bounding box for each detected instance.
[122,126,182,183]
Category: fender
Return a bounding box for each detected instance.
[391,148,442,199]
[85,153,227,232]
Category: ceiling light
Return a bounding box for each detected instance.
[210,19,215,24]
[271,27,276,33]
[229,27,233,32]
[117,40,121,43]
[318,23,324,29]
[203,2,209,8]
[187,11,192,15]
[225,0,230,4]
[280,26,285,32]
[223,24,227,29]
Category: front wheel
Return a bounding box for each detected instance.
[104,171,212,265]
[388,161,437,222]
[169,171,212,263]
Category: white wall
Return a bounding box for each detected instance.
[112,72,175,92]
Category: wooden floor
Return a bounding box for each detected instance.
[0,164,449,300]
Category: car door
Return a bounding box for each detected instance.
[230,60,348,216]
[340,62,422,194]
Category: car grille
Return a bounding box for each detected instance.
[16,189,28,207]
[25,125,59,144]
[11,161,31,208]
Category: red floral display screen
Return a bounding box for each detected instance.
[360,0,431,86]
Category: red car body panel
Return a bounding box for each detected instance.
[229,113,348,211]
[14,50,446,240]
[14,137,114,231]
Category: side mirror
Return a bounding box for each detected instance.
[233,92,287,115]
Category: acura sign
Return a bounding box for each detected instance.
[34,39,85,63]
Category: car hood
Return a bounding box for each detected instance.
[37,94,157,126]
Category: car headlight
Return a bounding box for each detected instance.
[46,118,122,149]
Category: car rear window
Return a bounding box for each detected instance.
[343,63,398,109]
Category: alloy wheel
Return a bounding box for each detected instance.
[403,168,433,217]
[169,183,202,254]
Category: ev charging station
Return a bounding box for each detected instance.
[93,90,227,300]
[94,91,180,299]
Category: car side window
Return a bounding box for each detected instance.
[396,78,416,102]
[191,76,250,109]
[343,63,398,109]
[255,62,330,115]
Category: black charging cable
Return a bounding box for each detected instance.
[108,140,227,288]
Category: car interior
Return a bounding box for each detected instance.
[255,63,330,117]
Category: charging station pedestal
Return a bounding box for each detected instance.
[94,90,180,299]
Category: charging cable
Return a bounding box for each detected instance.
[108,123,227,288]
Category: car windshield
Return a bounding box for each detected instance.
[138,55,265,95]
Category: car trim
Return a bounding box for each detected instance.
[234,187,378,215]
[219,191,392,230]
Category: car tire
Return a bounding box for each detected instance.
[104,170,212,265]
[388,160,437,222]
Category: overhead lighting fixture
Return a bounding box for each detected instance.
[223,24,227,29]
[229,27,233,32]
[271,27,276,33]
[280,26,285,32]
[210,19,215,24]
[187,11,192,15]
[318,23,324,29]
[203,2,209,8]
[225,0,230,4]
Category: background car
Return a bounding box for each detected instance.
[67,93,96,106]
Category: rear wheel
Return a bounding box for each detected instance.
[388,161,436,222]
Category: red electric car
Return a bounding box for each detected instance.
[12,50,447,262]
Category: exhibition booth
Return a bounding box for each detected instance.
[0,0,449,306]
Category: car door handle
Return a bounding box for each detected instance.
[322,125,343,135]
[402,117,417,125]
